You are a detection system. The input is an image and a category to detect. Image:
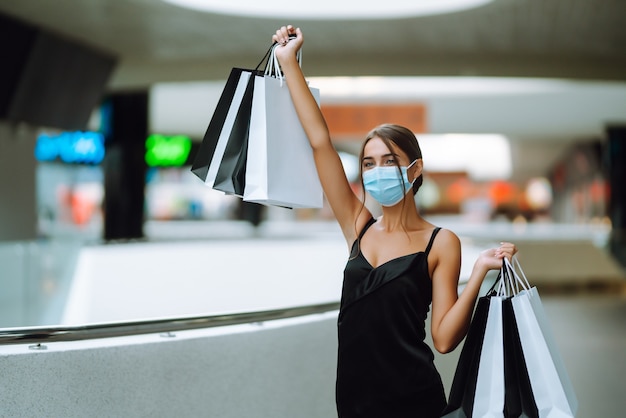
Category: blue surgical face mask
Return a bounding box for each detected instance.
[362,160,418,207]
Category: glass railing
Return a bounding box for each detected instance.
[0,301,340,345]
[0,238,82,328]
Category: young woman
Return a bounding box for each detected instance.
[272,25,517,418]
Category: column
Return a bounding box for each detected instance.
[606,126,626,268]
[103,92,148,241]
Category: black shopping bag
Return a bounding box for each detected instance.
[190,46,273,191]
[441,295,492,417]
[190,67,250,183]
[442,269,521,418]
[503,297,539,418]
[212,73,256,195]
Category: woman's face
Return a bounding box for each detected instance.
[361,137,410,172]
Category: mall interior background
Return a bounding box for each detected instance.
[0,1,625,417]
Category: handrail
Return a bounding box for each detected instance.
[0,301,340,346]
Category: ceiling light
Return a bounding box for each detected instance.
[162,0,493,19]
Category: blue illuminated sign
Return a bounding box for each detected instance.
[35,131,105,164]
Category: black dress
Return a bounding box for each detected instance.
[336,218,447,418]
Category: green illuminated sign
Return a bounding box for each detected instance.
[145,134,192,167]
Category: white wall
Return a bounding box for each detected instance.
[62,237,348,324]
[0,312,339,418]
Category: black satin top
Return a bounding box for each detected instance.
[336,218,445,417]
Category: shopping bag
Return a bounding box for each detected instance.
[190,44,273,191]
[443,262,539,418]
[503,296,539,418]
[473,295,506,417]
[506,258,578,417]
[243,44,323,208]
[441,293,492,417]
[212,72,257,195]
[190,69,252,187]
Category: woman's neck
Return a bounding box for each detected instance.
[378,200,424,232]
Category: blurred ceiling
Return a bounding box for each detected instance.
[0,0,624,90]
[1,0,625,183]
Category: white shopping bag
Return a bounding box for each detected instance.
[243,46,323,208]
[473,295,506,418]
[507,259,578,418]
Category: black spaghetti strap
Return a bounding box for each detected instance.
[358,218,377,241]
[349,218,376,260]
[424,227,442,256]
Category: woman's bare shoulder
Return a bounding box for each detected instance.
[434,227,460,243]
[431,227,462,257]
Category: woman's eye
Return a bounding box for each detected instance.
[385,158,396,165]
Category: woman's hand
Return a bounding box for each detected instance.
[272,25,303,64]
[476,242,518,272]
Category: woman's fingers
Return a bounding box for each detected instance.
[272,25,299,45]
[275,26,289,44]
[495,242,517,260]
[273,29,284,45]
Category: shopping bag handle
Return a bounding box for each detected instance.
[255,43,276,72]
[500,258,515,297]
[505,256,532,291]
[487,255,531,297]
[255,33,297,72]
[265,34,303,83]
[486,271,502,296]
[495,256,531,298]
[493,257,523,297]
[487,258,511,297]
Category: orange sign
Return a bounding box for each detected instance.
[321,104,427,139]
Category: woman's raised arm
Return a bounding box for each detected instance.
[272,26,369,242]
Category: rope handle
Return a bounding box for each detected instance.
[263,34,302,84]
[490,255,531,297]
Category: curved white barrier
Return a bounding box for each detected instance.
[0,311,339,418]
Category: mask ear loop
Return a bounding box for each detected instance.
[405,159,419,185]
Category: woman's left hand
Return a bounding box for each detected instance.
[477,242,518,271]
[272,25,302,63]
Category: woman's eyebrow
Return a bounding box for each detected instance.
[362,153,397,161]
